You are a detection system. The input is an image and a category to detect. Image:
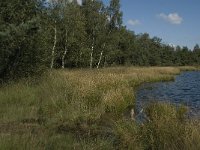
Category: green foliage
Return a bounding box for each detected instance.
[0,0,48,80]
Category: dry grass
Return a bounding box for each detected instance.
[0,66,199,149]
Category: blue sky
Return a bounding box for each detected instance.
[56,0,199,49]
[118,0,200,49]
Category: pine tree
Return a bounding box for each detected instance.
[0,0,47,80]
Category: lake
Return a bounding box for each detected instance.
[136,71,200,119]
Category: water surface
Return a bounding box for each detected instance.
[136,71,200,118]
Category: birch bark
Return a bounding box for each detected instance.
[90,36,95,69]
[50,21,57,69]
[62,30,68,69]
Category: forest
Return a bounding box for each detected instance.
[1,0,200,81]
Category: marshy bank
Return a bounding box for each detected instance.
[0,66,200,149]
[136,70,200,119]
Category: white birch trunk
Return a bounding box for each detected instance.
[62,30,68,69]
[97,43,105,69]
[90,37,94,69]
[61,49,67,69]
[97,50,103,69]
[97,30,111,69]
[50,21,57,69]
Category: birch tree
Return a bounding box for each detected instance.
[50,21,57,69]
[47,0,61,69]
[83,0,106,68]
[61,2,86,68]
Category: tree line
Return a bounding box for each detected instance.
[1,0,200,80]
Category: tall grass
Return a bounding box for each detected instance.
[0,66,199,149]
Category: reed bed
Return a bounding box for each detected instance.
[0,66,199,149]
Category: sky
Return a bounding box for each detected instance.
[118,0,200,49]
[56,0,199,49]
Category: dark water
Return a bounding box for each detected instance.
[136,71,200,119]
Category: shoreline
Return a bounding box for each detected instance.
[0,66,200,149]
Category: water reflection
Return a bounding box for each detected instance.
[136,71,200,118]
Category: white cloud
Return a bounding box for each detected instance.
[158,13,183,25]
[169,43,177,48]
[127,19,141,26]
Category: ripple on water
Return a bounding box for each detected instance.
[136,71,200,118]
